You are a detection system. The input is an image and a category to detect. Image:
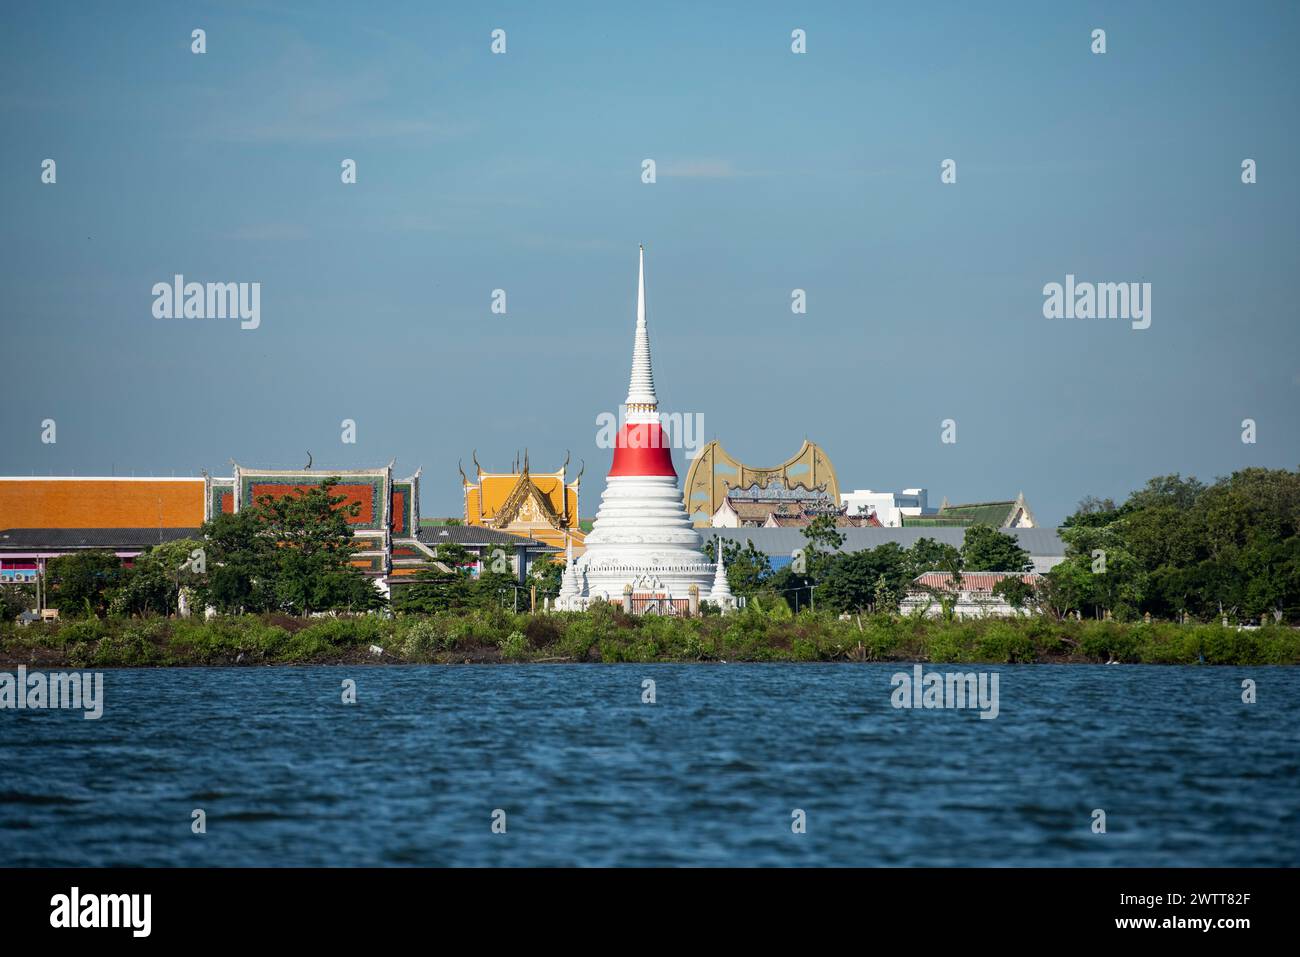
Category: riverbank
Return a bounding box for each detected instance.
[2,607,1298,666]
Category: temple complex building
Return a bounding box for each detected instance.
[900,571,1043,619]
[683,439,842,527]
[0,466,552,598]
[0,468,433,595]
[213,464,431,593]
[0,476,206,584]
[459,451,586,554]
[707,481,881,528]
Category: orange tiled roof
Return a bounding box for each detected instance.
[911,571,1039,594]
[0,478,205,530]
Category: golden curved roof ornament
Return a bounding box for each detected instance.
[458,459,470,487]
[472,449,482,476]
[682,438,840,525]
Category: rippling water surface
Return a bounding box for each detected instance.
[1,664,1296,866]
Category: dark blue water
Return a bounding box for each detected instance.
[1,664,1296,866]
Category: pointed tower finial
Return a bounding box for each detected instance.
[709,536,735,611]
[625,244,658,413]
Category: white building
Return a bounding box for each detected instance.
[840,488,931,527]
[899,571,1041,619]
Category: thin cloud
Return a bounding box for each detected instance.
[223,223,312,241]
[196,39,471,144]
[660,159,752,179]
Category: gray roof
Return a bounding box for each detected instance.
[700,526,1065,558]
[415,525,554,550]
[0,528,202,550]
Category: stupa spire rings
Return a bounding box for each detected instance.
[625,244,658,415]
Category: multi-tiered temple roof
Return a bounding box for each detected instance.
[459,450,584,553]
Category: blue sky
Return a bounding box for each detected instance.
[2,1,1297,523]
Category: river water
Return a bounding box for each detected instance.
[1,664,1295,866]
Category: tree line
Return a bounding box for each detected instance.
[1041,468,1299,622]
[706,516,1033,616]
[708,467,1300,624]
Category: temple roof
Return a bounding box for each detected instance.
[0,477,205,530]
[416,525,556,550]
[0,527,201,549]
[492,471,564,529]
[910,571,1040,594]
[728,501,781,522]
[903,499,1026,528]
[684,439,840,524]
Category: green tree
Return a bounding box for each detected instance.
[393,569,473,614]
[198,510,277,614]
[529,553,564,599]
[907,537,963,576]
[195,478,383,615]
[767,564,813,614]
[1037,562,1089,619]
[703,536,773,598]
[109,537,206,617]
[798,515,845,610]
[46,551,123,618]
[475,570,522,609]
[1060,468,1300,622]
[1055,520,1145,618]
[819,543,911,614]
[1067,495,1118,524]
[960,524,1032,572]
[803,514,846,561]
[435,542,473,568]
[992,575,1035,610]
[0,583,36,622]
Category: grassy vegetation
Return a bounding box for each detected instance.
[2,605,1298,667]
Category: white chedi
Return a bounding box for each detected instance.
[577,473,716,604]
[557,534,583,605]
[707,539,736,611]
[557,246,722,612]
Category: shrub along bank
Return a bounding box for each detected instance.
[2,605,1298,667]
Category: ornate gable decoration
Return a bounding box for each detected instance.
[493,471,562,530]
[727,479,831,504]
